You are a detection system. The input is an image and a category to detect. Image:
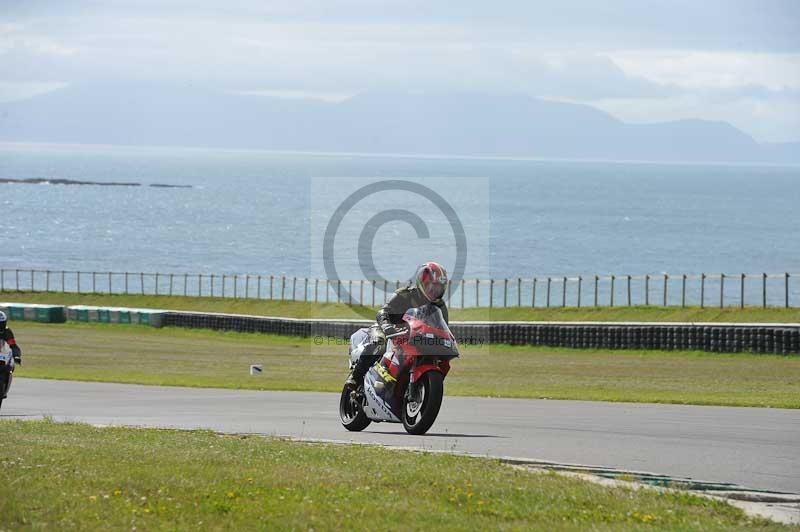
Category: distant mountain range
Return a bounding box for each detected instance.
[1,82,797,164]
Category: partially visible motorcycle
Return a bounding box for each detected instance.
[340,304,459,435]
[0,341,15,411]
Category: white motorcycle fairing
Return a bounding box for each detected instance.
[348,327,402,422]
[362,361,401,422]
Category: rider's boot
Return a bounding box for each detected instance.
[345,353,379,388]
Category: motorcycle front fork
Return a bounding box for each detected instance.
[406,381,419,401]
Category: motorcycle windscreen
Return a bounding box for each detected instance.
[403,305,460,357]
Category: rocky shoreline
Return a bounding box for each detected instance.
[0,178,191,188]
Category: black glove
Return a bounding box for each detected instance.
[13,355,21,366]
[380,323,398,336]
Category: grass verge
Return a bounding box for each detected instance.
[12,321,800,408]
[3,290,800,322]
[0,420,788,531]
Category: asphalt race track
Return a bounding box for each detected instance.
[4,378,799,494]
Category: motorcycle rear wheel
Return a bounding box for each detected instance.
[339,384,371,431]
[402,371,444,435]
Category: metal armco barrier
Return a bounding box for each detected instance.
[161,311,800,355]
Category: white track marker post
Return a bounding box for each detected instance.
[250,364,263,376]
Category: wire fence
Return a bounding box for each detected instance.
[1,268,799,309]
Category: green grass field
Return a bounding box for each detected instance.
[13,321,800,408]
[3,290,800,322]
[0,420,787,531]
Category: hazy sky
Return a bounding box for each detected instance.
[1,0,799,142]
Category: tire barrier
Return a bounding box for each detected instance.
[446,323,800,354]
[65,306,165,327]
[160,311,368,339]
[160,311,800,355]
[3,300,797,354]
[0,302,66,323]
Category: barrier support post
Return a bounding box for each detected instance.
[610,275,615,307]
[627,275,631,306]
[546,277,551,308]
[786,273,790,308]
[700,273,705,308]
[681,274,686,307]
[740,273,745,309]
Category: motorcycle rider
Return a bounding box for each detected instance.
[346,261,449,387]
[0,311,22,366]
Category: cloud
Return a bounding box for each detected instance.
[0,81,69,102]
[0,23,83,57]
[0,2,798,141]
[232,89,353,102]
[8,1,798,51]
[606,51,800,91]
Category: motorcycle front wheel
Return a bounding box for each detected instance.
[339,384,371,432]
[402,371,444,435]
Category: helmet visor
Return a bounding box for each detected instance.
[421,279,446,301]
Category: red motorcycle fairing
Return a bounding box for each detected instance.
[364,307,458,420]
[347,303,459,429]
[410,358,451,383]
